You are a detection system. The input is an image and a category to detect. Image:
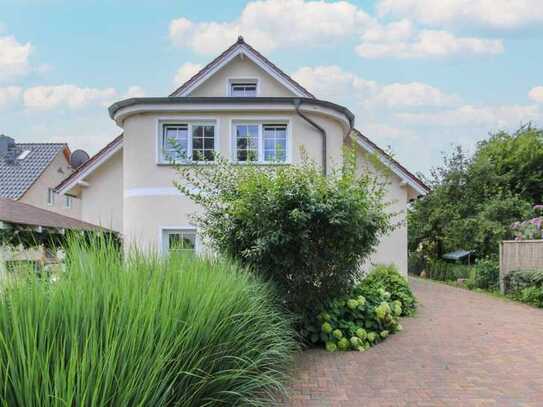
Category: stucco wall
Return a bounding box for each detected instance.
[122,109,347,252]
[79,150,123,232]
[19,151,81,218]
[354,145,409,276]
[187,56,297,98]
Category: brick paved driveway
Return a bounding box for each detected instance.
[286,278,543,406]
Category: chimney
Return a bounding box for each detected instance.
[0,135,17,164]
[0,134,15,155]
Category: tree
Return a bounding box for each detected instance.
[409,125,540,261]
[174,150,392,315]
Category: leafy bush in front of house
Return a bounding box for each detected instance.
[302,265,414,351]
[175,150,392,315]
[360,264,416,316]
[0,235,297,406]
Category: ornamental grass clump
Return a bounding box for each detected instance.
[303,264,415,352]
[0,235,297,406]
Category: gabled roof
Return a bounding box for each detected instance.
[55,134,123,195]
[0,142,69,200]
[0,197,106,231]
[170,36,315,98]
[351,129,429,196]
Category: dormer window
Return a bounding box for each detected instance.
[229,79,257,97]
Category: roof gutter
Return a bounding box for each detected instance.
[293,99,328,176]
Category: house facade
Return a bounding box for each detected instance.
[0,135,81,218]
[56,37,428,275]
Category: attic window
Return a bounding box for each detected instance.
[229,80,257,97]
[17,150,30,160]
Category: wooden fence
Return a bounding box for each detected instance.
[499,240,543,292]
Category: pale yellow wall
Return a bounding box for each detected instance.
[19,151,81,218]
[187,56,297,97]
[354,145,409,276]
[79,150,123,232]
[122,109,347,252]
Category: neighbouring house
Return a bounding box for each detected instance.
[0,134,86,218]
[55,37,428,275]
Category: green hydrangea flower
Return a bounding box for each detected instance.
[321,322,333,334]
[347,299,358,310]
[355,327,367,340]
[332,329,343,339]
[367,332,377,342]
[380,330,389,338]
[392,300,402,316]
[325,341,337,352]
[337,337,350,351]
[356,295,366,306]
[375,302,391,320]
[350,336,361,348]
[320,312,331,321]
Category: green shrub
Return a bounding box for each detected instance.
[428,260,471,282]
[302,265,414,351]
[360,264,416,316]
[175,151,391,315]
[465,258,499,290]
[505,269,543,291]
[0,236,297,406]
[513,286,543,307]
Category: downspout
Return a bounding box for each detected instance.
[293,99,327,176]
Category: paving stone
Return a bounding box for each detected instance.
[285,278,543,406]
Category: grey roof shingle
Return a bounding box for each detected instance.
[0,143,67,199]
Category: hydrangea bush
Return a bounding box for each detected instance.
[302,264,415,351]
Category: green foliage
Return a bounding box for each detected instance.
[409,125,542,260]
[513,286,543,307]
[175,150,391,314]
[0,235,297,406]
[465,258,499,290]
[359,264,417,316]
[302,265,414,351]
[504,269,543,291]
[427,260,471,282]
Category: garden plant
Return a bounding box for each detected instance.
[0,235,297,406]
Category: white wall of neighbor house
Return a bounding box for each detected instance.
[186,56,297,98]
[19,151,81,218]
[78,150,123,233]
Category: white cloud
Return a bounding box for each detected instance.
[291,65,459,108]
[23,85,117,110]
[396,104,541,128]
[357,26,504,59]
[123,85,145,98]
[0,86,21,109]
[173,63,203,87]
[0,35,32,81]
[529,86,543,103]
[377,0,543,29]
[169,0,372,54]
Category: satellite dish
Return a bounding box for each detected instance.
[70,149,90,169]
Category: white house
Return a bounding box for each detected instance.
[55,37,428,275]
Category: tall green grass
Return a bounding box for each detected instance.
[0,236,297,406]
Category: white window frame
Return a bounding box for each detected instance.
[230,118,291,164]
[157,118,219,165]
[47,188,55,206]
[159,226,199,256]
[227,78,259,97]
[64,195,72,209]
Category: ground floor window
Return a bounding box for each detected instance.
[162,228,197,255]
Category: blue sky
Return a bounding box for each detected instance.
[1,0,542,175]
